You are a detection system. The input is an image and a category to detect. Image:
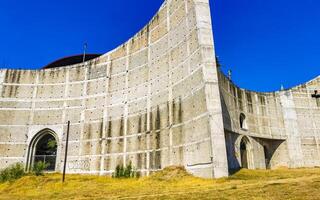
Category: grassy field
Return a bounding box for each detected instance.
[1,167,320,200]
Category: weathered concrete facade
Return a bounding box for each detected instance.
[0,0,319,178]
[219,72,320,171]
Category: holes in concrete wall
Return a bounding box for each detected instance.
[149,150,161,170]
[246,92,253,113]
[172,97,183,125]
[237,88,244,111]
[258,95,267,116]
[2,85,34,99]
[0,0,215,176]
[87,65,107,80]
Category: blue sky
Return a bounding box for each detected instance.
[0,0,319,92]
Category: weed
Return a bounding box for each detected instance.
[112,162,138,178]
[0,163,25,183]
[33,161,49,176]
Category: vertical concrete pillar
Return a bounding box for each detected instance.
[123,43,130,167]
[100,55,111,175]
[166,2,174,166]
[28,70,39,126]
[146,17,152,175]
[0,70,6,95]
[62,69,70,124]
[280,91,303,167]
[79,66,89,157]
[194,0,228,178]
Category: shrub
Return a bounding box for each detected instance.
[112,162,138,178]
[33,161,49,176]
[0,163,25,183]
[47,139,57,149]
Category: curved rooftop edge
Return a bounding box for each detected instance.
[218,62,319,172]
[0,0,231,179]
[36,0,170,72]
[0,0,319,179]
[218,69,320,94]
[43,54,102,69]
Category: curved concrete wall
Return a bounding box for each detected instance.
[218,70,320,171]
[0,0,228,178]
[1,0,319,178]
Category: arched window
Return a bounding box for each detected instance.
[26,129,58,172]
[240,113,248,130]
[34,134,57,171]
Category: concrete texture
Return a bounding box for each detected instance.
[219,71,320,171]
[0,0,319,178]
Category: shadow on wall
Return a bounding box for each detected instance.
[226,134,285,175]
[220,92,240,174]
[255,138,284,169]
[220,93,232,130]
[220,91,286,174]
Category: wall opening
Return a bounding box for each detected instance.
[34,134,57,171]
[263,145,271,169]
[239,113,248,130]
[240,137,250,169]
[26,129,58,172]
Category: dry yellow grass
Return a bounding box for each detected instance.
[1,167,320,200]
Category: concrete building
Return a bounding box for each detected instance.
[0,0,319,178]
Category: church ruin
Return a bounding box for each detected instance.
[0,0,319,178]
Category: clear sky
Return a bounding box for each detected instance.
[0,0,319,92]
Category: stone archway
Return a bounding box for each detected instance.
[239,136,252,169]
[26,129,58,172]
[240,139,248,168]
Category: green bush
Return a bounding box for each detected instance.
[112,162,139,178]
[33,161,49,176]
[47,139,57,149]
[0,163,25,183]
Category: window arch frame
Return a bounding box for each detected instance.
[239,113,248,130]
[25,129,59,172]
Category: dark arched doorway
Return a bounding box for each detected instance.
[240,137,250,169]
[34,134,57,171]
[26,129,58,172]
